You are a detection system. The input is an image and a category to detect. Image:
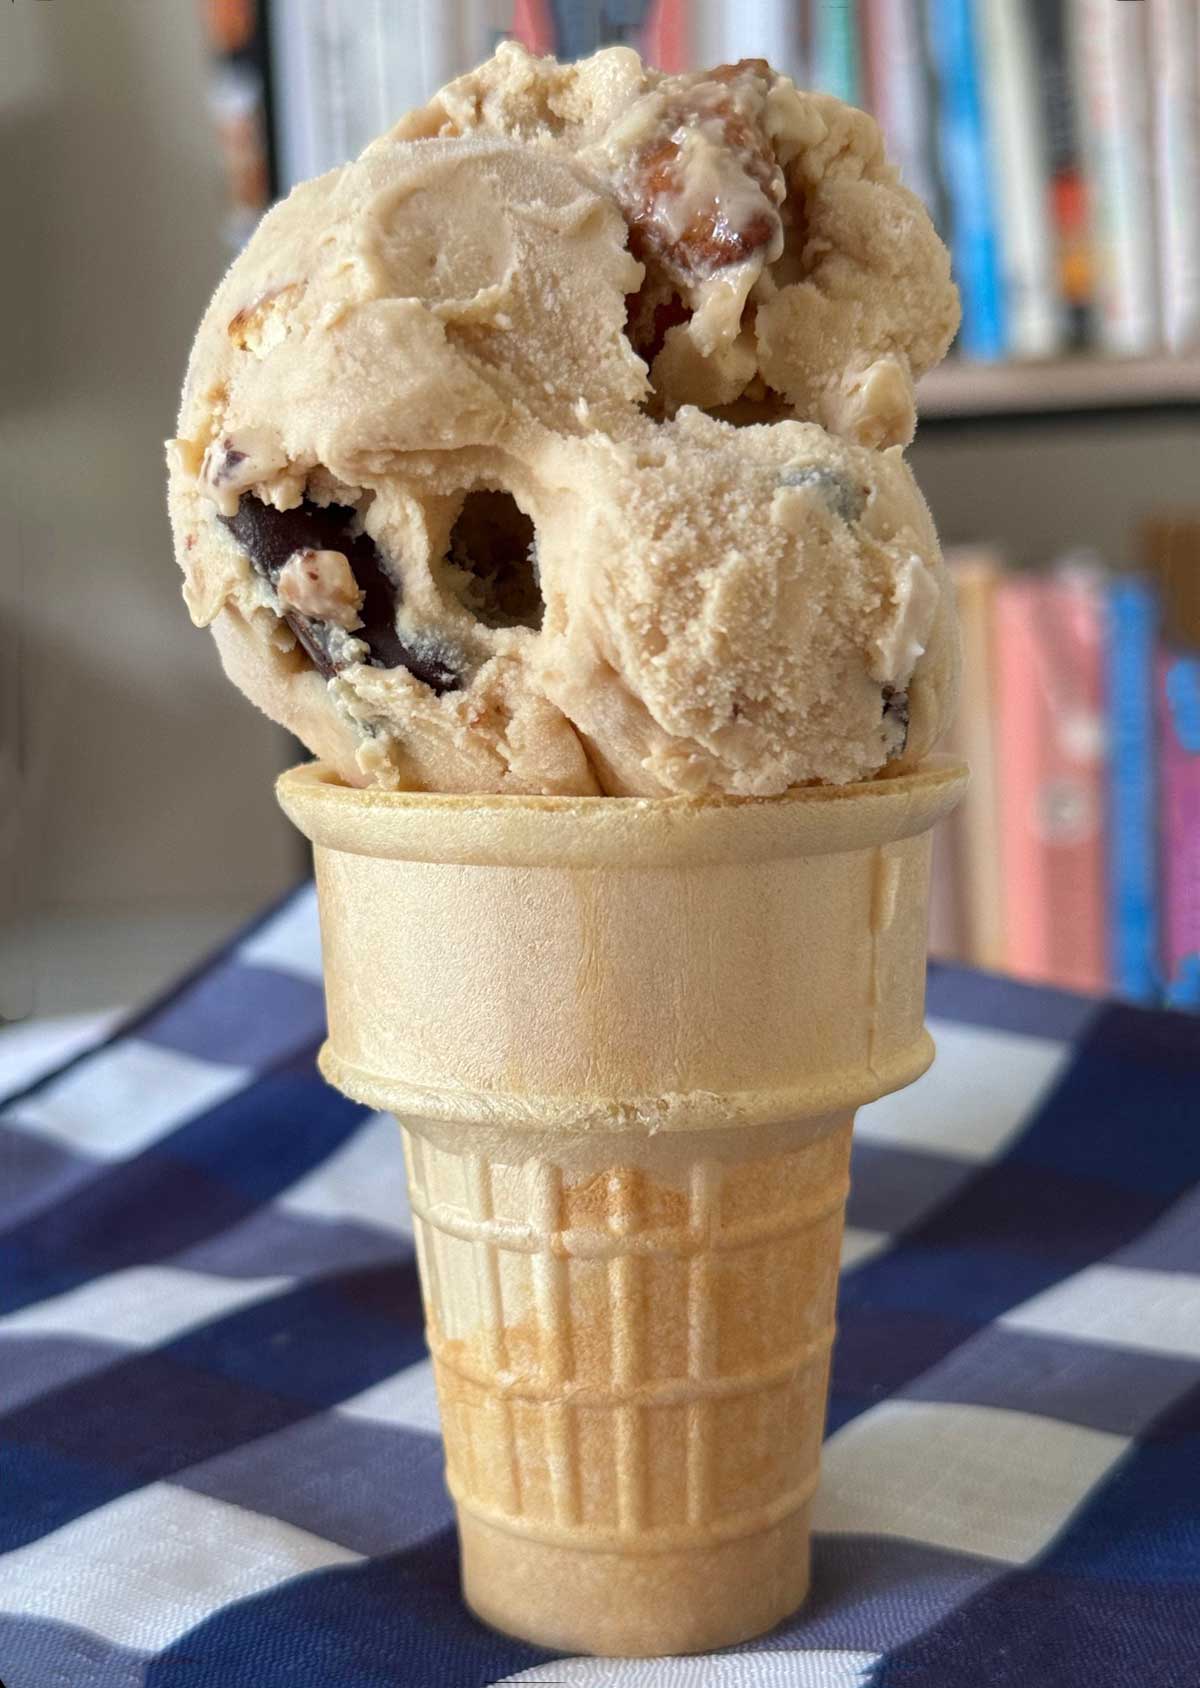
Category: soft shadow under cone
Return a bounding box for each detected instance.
[278,758,966,1657]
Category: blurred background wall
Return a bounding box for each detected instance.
[2,2,298,1018]
[913,416,1198,565]
[2,1,1198,1019]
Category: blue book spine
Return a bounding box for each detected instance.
[926,0,1007,358]
[1107,578,1160,1003]
[812,1,861,107]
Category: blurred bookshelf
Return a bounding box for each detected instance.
[919,357,1200,422]
[931,531,1200,1012]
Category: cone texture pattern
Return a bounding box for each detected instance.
[405,1117,850,1551]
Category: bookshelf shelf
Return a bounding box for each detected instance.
[918,357,1200,421]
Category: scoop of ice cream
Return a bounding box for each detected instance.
[531,411,957,795]
[168,43,960,798]
[395,47,959,446]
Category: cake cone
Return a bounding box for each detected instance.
[278,756,966,1658]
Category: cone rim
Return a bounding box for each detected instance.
[318,1028,935,1128]
[278,755,967,867]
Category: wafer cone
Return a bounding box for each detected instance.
[278,757,966,1657]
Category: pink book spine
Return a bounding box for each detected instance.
[861,0,888,114]
[995,578,1047,982]
[1157,650,1200,998]
[641,0,690,73]
[995,573,1108,993]
[510,0,556,55]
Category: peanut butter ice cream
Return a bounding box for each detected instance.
[168,44,960,797]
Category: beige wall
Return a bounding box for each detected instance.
[3,4,298,1014]
[912,415,1200,567]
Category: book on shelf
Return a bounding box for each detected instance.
[1157,651,1200,1010]
[924,0,1007,360]
[641,0,691,74]
[1144,516,1200,653]
[993,562,1108,995]
[929,520,1200,1009]
[514,0,684,60]
[861,0,942,225]
[927,820,964,963]
[268,0,479,190]
[940,549,1005,972]
[1072,0,1160,355]
[1150,0,1200,352]
[1026,0,1094,350]
[267,0,690,191]
[1143,518,1200,1008]
[1107,576,1160,1004]
[718,0,804,85]
[511,0,556,55]
[977,0,1059,359]
[200,0,275,248]
[810,0,861,107]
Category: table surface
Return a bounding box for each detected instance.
[1,885,1198,1688]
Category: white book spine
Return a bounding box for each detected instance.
[720,0,804,84]
[1151,0,1200,351]
[689,0,726,68]
[978,0,1059,358]
[269,0,503,193]
[268,0,321,193]
[377,0,461,122]
[463,0,515,62]
[1073,0,1159,354]
[867,0,939,217]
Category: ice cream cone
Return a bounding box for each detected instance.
[278,756,966,1657]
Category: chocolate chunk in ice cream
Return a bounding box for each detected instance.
[448,491,542,631]
[222,496,463,693]
[882,684,910,752]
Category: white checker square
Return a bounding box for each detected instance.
[0,1482,360,1649]
[2,1039,248,1159]
[0,1266,290,1349]
[498,1651,880,1685]
[1003,1264,1200,1361]
[840,1227,889,1271]
[238,886,323,981]
[856,1020,1070,1163]
[0,1010,119,1101]
[338,1357,441,1436]
[280,1109,412,1233]
[814,1399,1128,1565]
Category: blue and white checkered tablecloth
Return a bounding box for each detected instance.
[1,884,1198,1687]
